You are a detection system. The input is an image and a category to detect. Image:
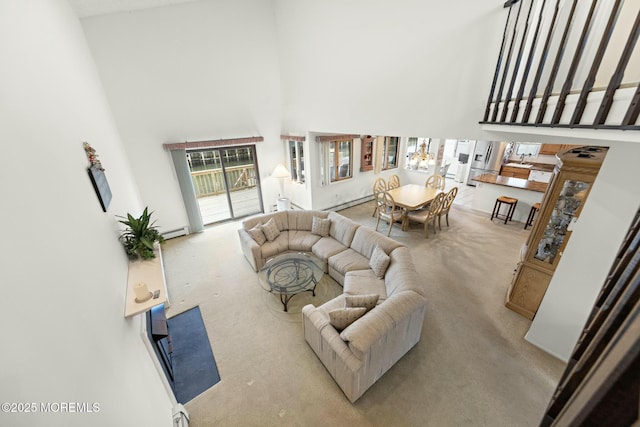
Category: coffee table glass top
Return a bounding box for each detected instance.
[258,252,324,311]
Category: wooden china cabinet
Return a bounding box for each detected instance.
[360,136,374,172]
[505,146,608,320]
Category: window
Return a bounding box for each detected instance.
[405,137,419,168]
[187,150,220,171]
[316,134,356,184]
[381,137,399,170]
[406,137,432,171]
[516,143,541,156]
[329,140,352,182]
[288,140,305,183]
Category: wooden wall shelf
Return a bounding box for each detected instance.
[124,244,170,318]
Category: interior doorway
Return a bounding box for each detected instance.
[187,145,263,224]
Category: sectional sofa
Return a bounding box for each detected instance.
[238,209,426,402]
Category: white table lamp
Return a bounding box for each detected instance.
[272,164,291,198]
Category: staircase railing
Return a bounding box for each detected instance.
[481,0,639,130]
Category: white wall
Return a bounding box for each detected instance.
[0,1,172,426]
[81,0,283,230]
[275,0,505,139]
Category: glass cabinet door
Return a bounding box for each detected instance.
[534,179,591,264]
[360,137,374,172]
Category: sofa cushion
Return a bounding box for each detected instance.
[350,226,403,259]
[242,211,288,232]
[384,247,423,297]
[345,294,379,312]
[369,245,390,279]
[329,248,370,278]
[261,217,281,242]
[344,270,387,302]
[311,216,331,237]
[312,237,349,270]
[288,210,328,231]
[288,230,322,252]
[260,232,289,260]
[329,307,367,332]
[247,225,267,245]
[327,211,359,247]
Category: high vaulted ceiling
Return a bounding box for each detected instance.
[68,0,201,17]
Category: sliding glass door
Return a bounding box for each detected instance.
[187,145,262,224]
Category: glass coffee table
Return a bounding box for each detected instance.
[258,252,324,312]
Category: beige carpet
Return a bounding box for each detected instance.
[161,201,566,427]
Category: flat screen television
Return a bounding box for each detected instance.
[87,165,112,212]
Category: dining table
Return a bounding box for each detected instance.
[386,184,443,230]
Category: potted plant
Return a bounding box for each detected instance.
[117,207,164,260]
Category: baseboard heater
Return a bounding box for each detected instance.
[162,226,189,240]
[324,195,372,212]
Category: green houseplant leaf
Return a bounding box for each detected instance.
[117,207,164,260]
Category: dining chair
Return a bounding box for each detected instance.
[439,162,452,177]
[374,192,404,237]
[438,186,458,230]
[425,173,445,190]
[371,177,387,217]
[405,192,446,238]
[387,174,400,190]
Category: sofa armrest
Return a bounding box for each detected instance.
[377,291,427,325]
[338,307,395,358]
[339,291,426,357]
[237,229,261,272]
[303,304,330,330]
[302,305,362,372]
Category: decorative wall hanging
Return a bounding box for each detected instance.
[84,142,112,212]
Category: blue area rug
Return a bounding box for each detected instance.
[168,306,220,403]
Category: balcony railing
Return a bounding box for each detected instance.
[191,165,256,198]
[482,0,640,130]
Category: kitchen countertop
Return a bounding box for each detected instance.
[507,162,555,172]
[472,173,548,193]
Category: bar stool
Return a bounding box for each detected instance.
[524,202,541,230]
[491,196,518,224]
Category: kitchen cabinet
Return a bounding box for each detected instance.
[539,144,559,155]
[360,136,374,172]
[539,144,581,155]
[505,146,608,320]
[500,165,531,179]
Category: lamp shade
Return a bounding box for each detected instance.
[272,164,291,179]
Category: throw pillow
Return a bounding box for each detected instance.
[247,225,266,245]
[311,216,331,237]
[345,294,380,312]
[369,245,390,279]
[261,218,280,242]
[328,307,367,332]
